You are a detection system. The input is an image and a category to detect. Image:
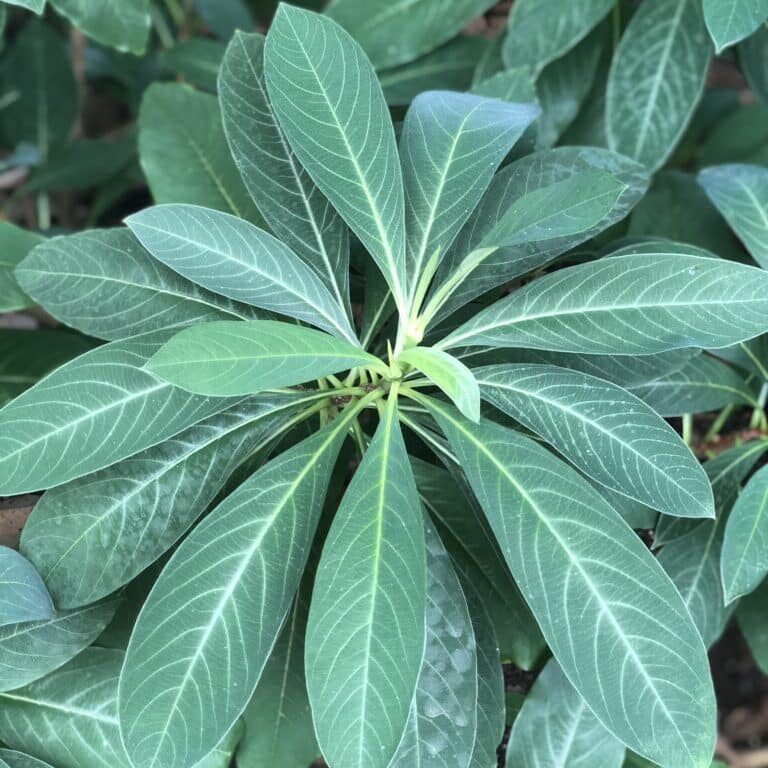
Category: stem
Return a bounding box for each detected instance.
[751,382,768,429]
[36,193,50,231]
[682,414,694,446]
[398,411,458,464]
[150,4,175,47]
[704,404,735,442]
[351,418,367,458]
[164,0,185,26]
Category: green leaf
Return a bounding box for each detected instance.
[400,347,481,422]
[505,658,625,768]
[389,516,477,768]
[2,0,45,12]
[138,83,263,223]
[703,0,768,51]
[325,0,496,69]
[21,393,319,608]
[476,363,714,518]
[400,91,537,300]
[1,19,77,162]
[698,164,768,268]
[238,585,319,768]
[628,354,757,416]
[0,599,117,692]
[127,205,357,343]
[0,547,53,627]
[265,5,408,316]
[16,229,259,341]
[721,465,768,602]
[739,24,768,105]
[423,398,716,768]
[439,252,768,355]
[119,403,363,768]
[147,320,379,396]
[0,333,232,495]
[49,0,150,54]
[160,38,225,92]
[502,0,613,74]
[219,32,351,317]
[306,398,426,768]
[0,750,55,768]
[737,577,768,675]
[0,223,43,312]
[194,0,253,39]
[606,0,711,170]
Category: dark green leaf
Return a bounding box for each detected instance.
[0,223,43,313]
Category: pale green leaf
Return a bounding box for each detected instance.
[389,516,477,768]
[698,164,768,268]
[721,465,768,602]
[703,0,768,51]
[0,333,232,495]
[0,750,55,768]
[119,404,363,768]
[440,252,768,354]
[0,547,53,627]
[471,66,537,103]
[138,83,264,223]
[400,347,481,422]
[147,320,379,396]
[0,223,43,313]
[2,0,44,12]
[306,398,426,768]
[127,205,357,343]
[219,32,351,315]
[502,0,613,74]
[264,5,408,315]
[16,229,259,341]
[476,363,714,518]
[606,0,711,170]
[424,398,716,768]
[325,0,496,69]
[506,658,625,768]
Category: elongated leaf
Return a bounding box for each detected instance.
[16,229,259,340]
[400,90,537,298]
[219,32,351,315]
[0,333,231,495]
[147,320,379,396]
[389,517,477,768]
[737,577,768,675]
[704,0,768,51]
[127,205,357,343]
[506,658,625,768]
[325,0,496,69]
[721,465,768,602]
[0,224,43,312]
[49,0,150,54]
[265,6,408,315]
[606,0,711,170]
[119,403,363,768]
[476,363,713,518]
[21,394,319,608]
[424,398,716,768]
[629,354,757,416]
[306,398,426,768]
[502,0,613,74]
[0,750,54,768]
[440,253,768,354]
[400,347,480,422]
[138,83,263,223]
[0,599,117,692]
[698,164,768,268]
[0,547,53,627]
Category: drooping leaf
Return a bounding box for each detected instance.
[502,0,613,74]
[138,83,263,223]
[698,164,768,268]
[219,32,351,315]
[389,517,477,768]
[721,465,768,603]
[737,577,768,675]
[21,393,322,608]
[159,38,225,92]
[424,398,716,768]
[306,398,426,768]
[505,658,625,768]
[119,402,365,768]
[16,229,259,341]
[0,333,232,495]
[265,5,408,316]
[0,547,53,627]
[476,363,714,518]
[606,0,711,170]
[0,223,43,313]
[325,0,496,69]
[147,320,380,396]
[127,205,358,343]
[703,0,768,51]
[440,252,768,354]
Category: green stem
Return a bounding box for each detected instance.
[682,414,694,446]
[704,404,734,442]
[36,193,50,231]
[164,0,185,26]
[151,4,175,47]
